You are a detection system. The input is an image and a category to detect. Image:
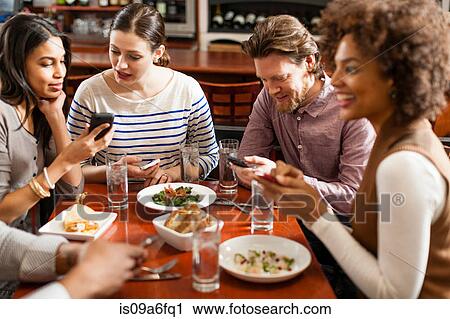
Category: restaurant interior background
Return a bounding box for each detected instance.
[0,0,449,161]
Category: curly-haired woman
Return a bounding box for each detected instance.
[256,0,450,298]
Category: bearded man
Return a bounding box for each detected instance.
[236,15,375,216]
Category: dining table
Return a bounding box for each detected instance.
[14,181,335,299]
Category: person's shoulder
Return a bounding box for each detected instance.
[0,99,16,119]
[75,72,107,94]
[171,69,200,88]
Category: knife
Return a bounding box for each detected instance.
[129,272,181,281]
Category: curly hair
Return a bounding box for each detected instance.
[242,15,324,79]
[319,0,450,124]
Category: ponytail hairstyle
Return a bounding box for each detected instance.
[110,3,170,66]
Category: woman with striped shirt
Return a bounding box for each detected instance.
[68,3,218,186]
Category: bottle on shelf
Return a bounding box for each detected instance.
[99,0,109,6]
[211,3,223,29]
[65,0,77,6]
[109,0,119,6]
[245,12,256,29]
[255,14,266,25]
[232,14,245,30]
[156,0,167,17]
[143,0,155,7]
[223,10,235,28]
[56,0,65,5]
[119,0,129,5]
[167,0,177,17]
[78,0,90,6]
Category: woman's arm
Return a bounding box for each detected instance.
[309,151,445,298]
[39,92,82,187]
[0,125,113,224]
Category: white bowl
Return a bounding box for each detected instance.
[137,183,217,212]
[153,213,224,251]
[219,235,311,283]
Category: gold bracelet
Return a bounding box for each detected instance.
[29,179,44,199]
[29,178,50,199]
[34,178,51,198]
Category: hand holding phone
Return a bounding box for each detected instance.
[256,172,281,185]
[140,159,160,170]
[227,156,250,168]
[89,113,114,140]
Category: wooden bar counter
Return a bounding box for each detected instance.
[70,49,258,83]
[15,181,335,299]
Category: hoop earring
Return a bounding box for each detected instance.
[390,88,397,100]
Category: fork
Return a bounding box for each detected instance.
[141,258,178,274]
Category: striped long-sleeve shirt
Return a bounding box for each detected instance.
[67,70,219,178]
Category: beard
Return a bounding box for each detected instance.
[274,84,309,114]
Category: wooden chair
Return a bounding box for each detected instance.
[65,74,93,106]
[199,80,262,129]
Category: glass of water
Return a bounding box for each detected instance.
[219,139,239,193]
[106,154,128,210]
[180,142,200,183]
[251,180,274,232]
[192,222,221,293]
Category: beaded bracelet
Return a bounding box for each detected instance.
[43,167,55,190]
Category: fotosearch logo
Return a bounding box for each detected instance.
[51,191,406,224]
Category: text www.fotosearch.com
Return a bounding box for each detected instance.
[118,302,332,317]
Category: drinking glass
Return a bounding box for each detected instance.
[106,154,128,210]
[251,180,274,232]
[219,139,239,193]
[180,142,200,183]
[192,223,221,292]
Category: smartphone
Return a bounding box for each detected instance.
[227,156,249,168]
[140,159,160,170]
[89,112,114,140]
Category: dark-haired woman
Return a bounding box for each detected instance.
[68,3,219,186]
[0,15,114,235]
[257,0,450,298]
[0,14,113,297]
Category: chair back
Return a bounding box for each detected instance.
[432,99,450,137]
[199,80,262,127]
[66,74,93,105]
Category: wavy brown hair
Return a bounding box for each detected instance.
[242,15,324,79]
[319,0,450,124]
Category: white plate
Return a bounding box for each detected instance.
[219,235,311,283]
[38,209,117,241]
[137,183,217,212]
[153,213,224,251]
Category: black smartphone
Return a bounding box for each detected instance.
[227,156,249,168]
[89,112,114,140]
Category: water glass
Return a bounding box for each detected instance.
[251,180,274,232]
[106,155,128,210]
[219,139,239,193]
[192,224,221,293]
[180,142,200,183]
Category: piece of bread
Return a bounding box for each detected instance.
[64,204,99,233]
[164,204,212,234]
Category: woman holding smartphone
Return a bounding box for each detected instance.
[257,0,450,298]
[68,3,219,186]
[0,15,113,232]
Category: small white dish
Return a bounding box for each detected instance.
[219,235,311,283]
[39,209,117,241]
[137,182,217,212]
[153,213,224,251]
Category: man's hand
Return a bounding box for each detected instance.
[232,155,276,187]
[59,240,147,298]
